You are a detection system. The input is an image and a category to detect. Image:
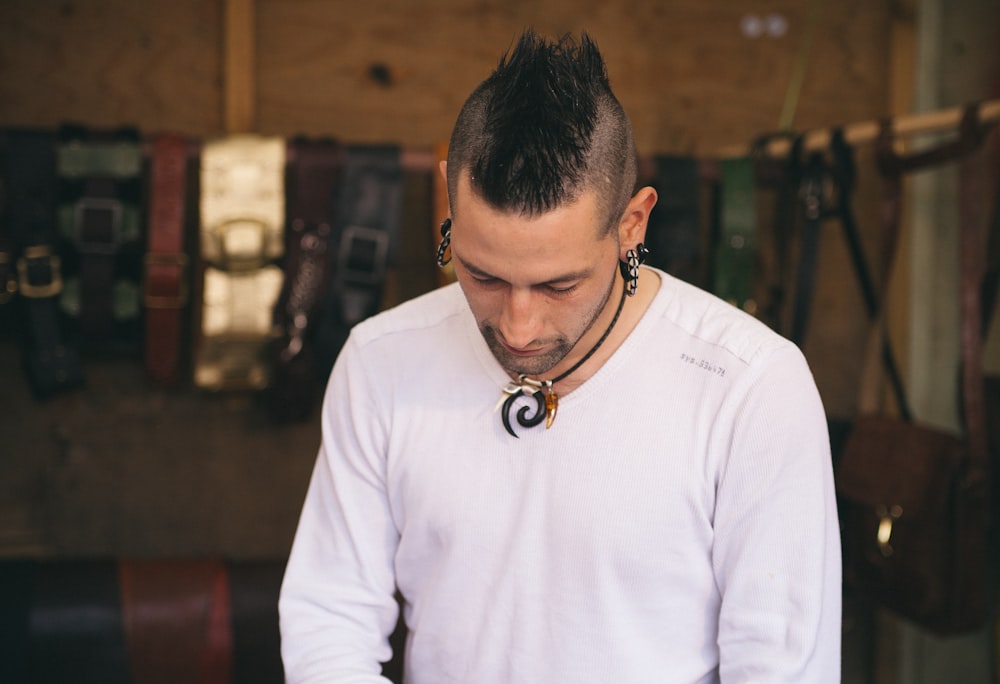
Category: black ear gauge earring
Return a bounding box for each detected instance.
[619,243,649,297]
[435,217,452,267]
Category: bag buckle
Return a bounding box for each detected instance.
[337,225,389,286]
[875,504,903,557]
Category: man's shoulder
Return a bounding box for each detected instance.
[654,271,796,367]
[351,282,468,347]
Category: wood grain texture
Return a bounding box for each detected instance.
[0,0,893,154]
[0,0,222,135]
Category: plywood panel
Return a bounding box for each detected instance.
[0,0,222,135]
[252,0,892,154]
[0,1,893,154]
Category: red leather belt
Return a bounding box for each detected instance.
[119,559,233,684]
[144,133,192,386]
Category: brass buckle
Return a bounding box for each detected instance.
[74,197,123,254]
[17,246,63,298]
[337,225,389,286]
[874,504,903,557]
[144,252,190,308]
[209,218,270,271]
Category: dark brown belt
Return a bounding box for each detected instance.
[267,136,342,421]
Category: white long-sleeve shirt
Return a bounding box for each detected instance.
[279,269,841,683]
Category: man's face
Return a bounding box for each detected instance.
[449,172,620,378]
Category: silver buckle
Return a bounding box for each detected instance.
[74,197,123,254]
[337,225,389,286]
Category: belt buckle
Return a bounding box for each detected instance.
[0,251,17,303]
[144,252,190,308]
[17,245,63,298]
[212,218,270,271]
[74,197,123,254]
[337,225,389,286]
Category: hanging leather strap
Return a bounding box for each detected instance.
[194,135,285,391]
[56,124,144,354]
[957,115,991,488]
[144,133,191,386]
[789,149,829,345]
[267,136,342,421]
[857,105,990,479]
[751,132,804,334]
[315,145,403,376]
[4,128,84,397]
[645,155,702,286]
[712,156,758,314]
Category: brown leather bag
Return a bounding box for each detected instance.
[837,415,989,635]
[835,109,993,636]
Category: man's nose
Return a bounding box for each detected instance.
[498,288,543,349]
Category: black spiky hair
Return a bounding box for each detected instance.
[448,28,636,228]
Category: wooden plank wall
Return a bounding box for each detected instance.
[0,0,892,150]
[0,0,897,418]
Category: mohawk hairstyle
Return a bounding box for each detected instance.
[447,29,637,232]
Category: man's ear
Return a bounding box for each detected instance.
[617,186,658,248]
[438,160,448,184]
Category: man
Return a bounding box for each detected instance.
[279,29,841,683]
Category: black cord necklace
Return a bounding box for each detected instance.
[498,276,628,438]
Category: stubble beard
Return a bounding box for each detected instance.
[480,268,618,378]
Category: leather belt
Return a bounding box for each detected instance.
[56,124,144,354]
[267,136,342,421]
[227,560,286,683]
[119,559,233,684]
[789,149,829,345]
[712,156,758,314]
[145,133,191,386]
[314,145,403,376]
[29,559,130,684]
[645,155,702,286]
[3,128,84,397]
[194,135,285,391]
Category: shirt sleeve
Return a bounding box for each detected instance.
[279,333,401,684]
[712,343,842,683]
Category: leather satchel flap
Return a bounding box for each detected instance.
[836,415,965,518]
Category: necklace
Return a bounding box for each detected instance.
[497,277,628,438]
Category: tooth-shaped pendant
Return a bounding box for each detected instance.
[545,390,558,428]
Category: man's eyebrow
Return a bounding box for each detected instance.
[454,251,593,285]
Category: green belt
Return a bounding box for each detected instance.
[712,157,758,314]
[56,131,144,345]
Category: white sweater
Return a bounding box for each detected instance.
[279,269,841,683]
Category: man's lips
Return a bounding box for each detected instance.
[499,339,544,356]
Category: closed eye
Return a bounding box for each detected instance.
[542,282,580,296]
